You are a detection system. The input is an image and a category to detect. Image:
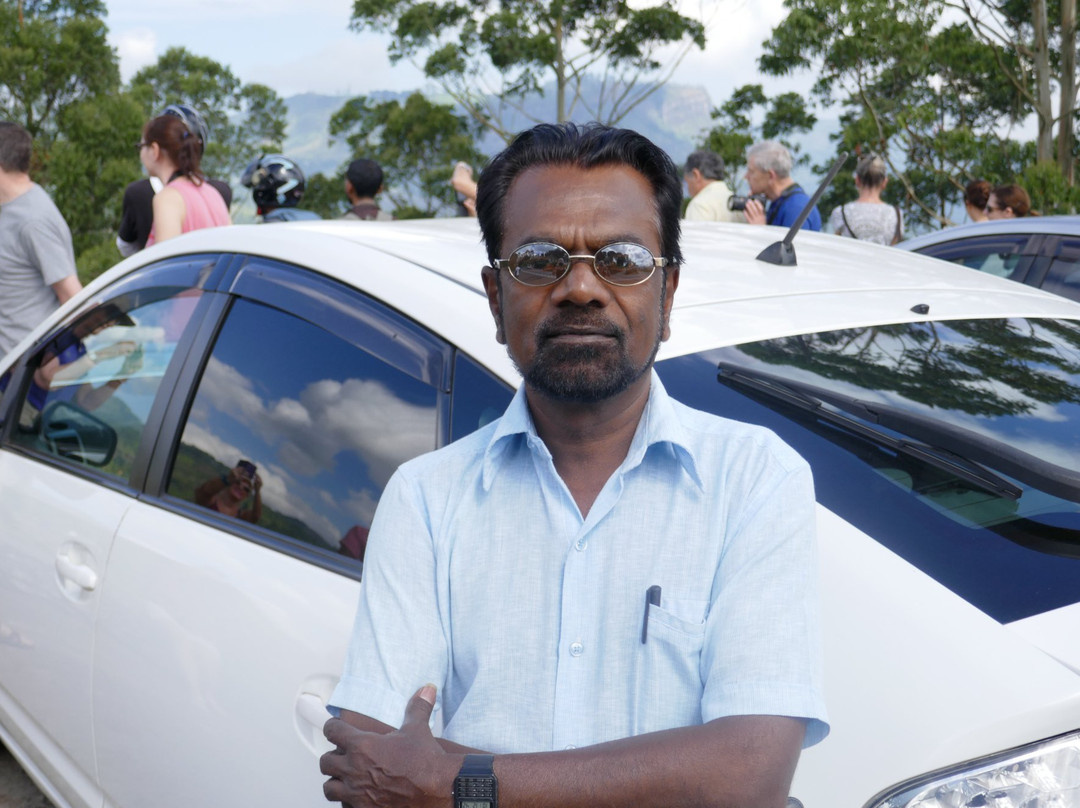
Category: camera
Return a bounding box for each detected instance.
[728,193,768,212]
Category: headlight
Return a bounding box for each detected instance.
[865,730,1080,807]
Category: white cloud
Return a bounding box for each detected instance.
[109,27,158,83]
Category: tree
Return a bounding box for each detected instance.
[349,0,706,141]
[757,0,1079,228]
[329,92,485,218]
[129,47,288,182]
[701,84,817,187]
[49,91,145,281]
[0,0,118,142]
[945,0,1079,181]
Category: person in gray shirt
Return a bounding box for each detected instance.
[0,122,82,359]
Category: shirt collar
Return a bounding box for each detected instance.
[481,369,703,491]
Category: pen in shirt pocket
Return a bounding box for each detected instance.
[640,584,662,644]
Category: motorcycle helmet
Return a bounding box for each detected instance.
[240,154,306,209]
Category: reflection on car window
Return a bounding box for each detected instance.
[451,353,513,443]
[1041,246,1080,303]
[920,236,1033,282]
[167,297,440,562]
[9,272,211,480]
[657,317,1080,623]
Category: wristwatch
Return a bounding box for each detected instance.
[453,753,498,808]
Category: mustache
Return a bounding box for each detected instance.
[536,312,623,341]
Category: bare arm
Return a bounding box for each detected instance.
[51,275,82,305]
[152,187,186,242]
[323,688,805,808]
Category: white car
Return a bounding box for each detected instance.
[1,219,1079,808]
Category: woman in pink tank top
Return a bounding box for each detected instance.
[140,114,231,246]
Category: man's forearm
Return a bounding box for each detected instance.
[493,715,804,808]
[332,707,804,808]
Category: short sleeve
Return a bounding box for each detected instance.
[20,219,76,286]
[699,452,829,747]
[328,469,450,732]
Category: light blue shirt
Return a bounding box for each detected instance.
[330,372,828,751]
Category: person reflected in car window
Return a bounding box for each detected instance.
[322,123,828,808]
[195,459,263,524]
[29,303,142,413]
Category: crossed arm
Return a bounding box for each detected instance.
[321,686,805,808]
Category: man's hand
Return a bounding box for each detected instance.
[321,685,461,807]
[744,198,767,225]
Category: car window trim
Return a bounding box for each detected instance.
[0,255,234,495]
[226,255,454,392]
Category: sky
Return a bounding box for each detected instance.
[103,0,798,109]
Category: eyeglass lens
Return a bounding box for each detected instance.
[508,242,657,286]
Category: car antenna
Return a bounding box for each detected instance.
[756,151,849,267]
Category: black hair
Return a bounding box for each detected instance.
[685,149,725,181]
[475,122,684,266]
[0,121,33,174]
[346,159,384,198]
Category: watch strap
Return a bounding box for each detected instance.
[457,754,495,776]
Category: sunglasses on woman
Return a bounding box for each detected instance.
[495,242,668,287]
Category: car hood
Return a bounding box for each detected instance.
[794,507,1080,808]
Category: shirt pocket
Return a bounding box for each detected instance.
[631,596,709,733]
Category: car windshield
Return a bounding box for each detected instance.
[656,317,1080,623]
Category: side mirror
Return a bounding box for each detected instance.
[40,400,118,467]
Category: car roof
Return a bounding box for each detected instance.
[93,218,1080,367]
[899,215,1080,251]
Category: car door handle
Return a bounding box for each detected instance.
[56,553,98,591]
[297,692,331,730]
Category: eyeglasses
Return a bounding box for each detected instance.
[495,242,667,287]
[135,141,148,152]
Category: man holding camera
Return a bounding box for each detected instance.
[742,140,822,231]
[683,150,741,222]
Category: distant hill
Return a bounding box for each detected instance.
[282,82,716,180]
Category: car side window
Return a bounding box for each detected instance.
[1039,239,1080,303]
[7,260,214,481]
[450,353,513,443]
[917,235,1036,282]
[166,296,442,563]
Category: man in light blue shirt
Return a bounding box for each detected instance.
[322,123,827,808]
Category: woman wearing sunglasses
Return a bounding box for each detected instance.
[139,114,231,246]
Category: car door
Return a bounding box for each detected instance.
[90,256,513,807]
[0,255,225,808]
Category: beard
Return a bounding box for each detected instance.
[510,304,666,404]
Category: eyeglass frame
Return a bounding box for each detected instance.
[493,241,669,287]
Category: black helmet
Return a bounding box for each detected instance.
[240,154,306,209]
[161,103,210,155]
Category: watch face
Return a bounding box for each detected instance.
[459,802,493,808]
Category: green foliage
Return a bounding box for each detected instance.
[754,0,1078,231]
[304,172,350,220]
[701,83,816,185]
[0,0,118,140]
[130,47,288,182]
[1020,160,1080,214]
[349,0,706,138]
[49,92,145,276]
[329,91,484,217]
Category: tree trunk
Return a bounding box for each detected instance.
[1059,0,1077,184]
[555,13,567,122]
[1033,0,1054,161]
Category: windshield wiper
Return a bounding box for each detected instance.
[716,362,1080,505]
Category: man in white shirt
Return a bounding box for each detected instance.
[684,149,741,223]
